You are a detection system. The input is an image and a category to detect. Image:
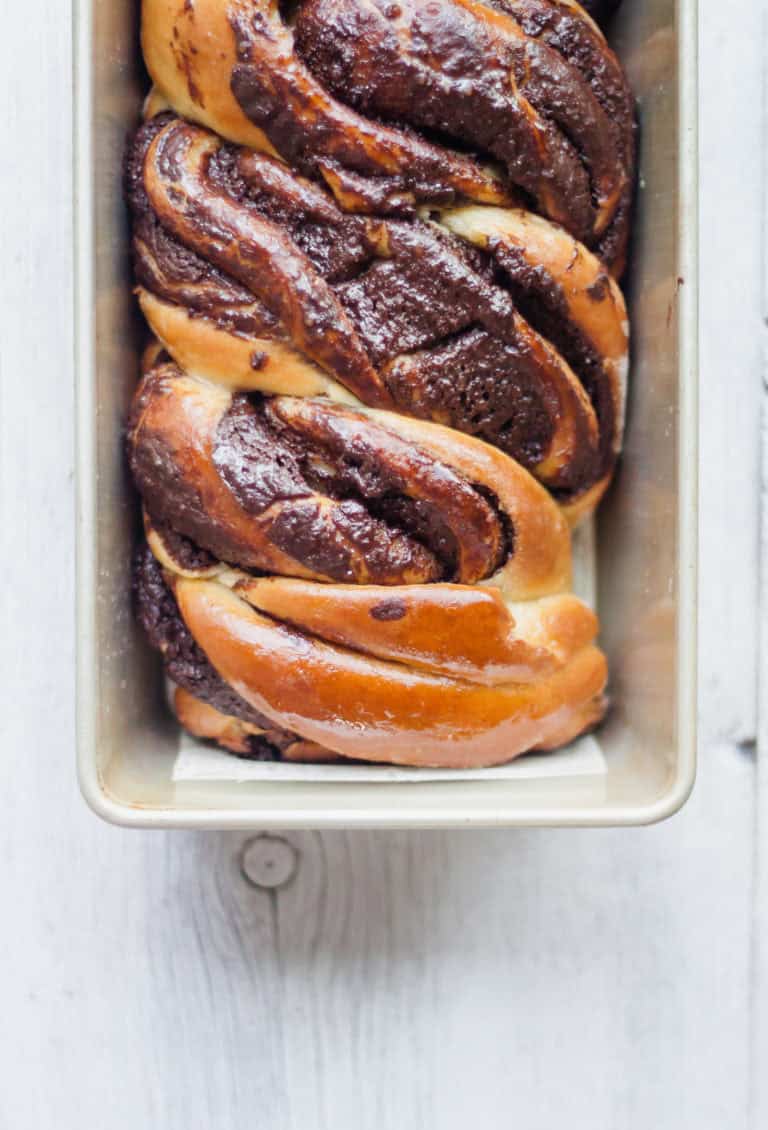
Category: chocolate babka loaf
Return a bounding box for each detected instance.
[142,0,635,270]
[127,0,634,768]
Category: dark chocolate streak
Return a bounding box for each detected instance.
[212,394,507,583]
[293,0,632,254]
[134,541,293,758]
[214,394,443,582]
[490,0,635,266]
[128,118,610,495]
[227,7,505,217]
[489,240,616,485]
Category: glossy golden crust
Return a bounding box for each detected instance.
[139,461,603,767]
[229,576,598,685]
[173,576,606,768]
[142,0,279,155]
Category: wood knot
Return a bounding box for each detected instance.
[240,835,298,890]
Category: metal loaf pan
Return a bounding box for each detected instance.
[74,0,698,828]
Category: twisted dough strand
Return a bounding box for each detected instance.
[142,0,511,214]
[142,0,634,267]
[128,0,633,766]
[130,364,606,767]
[128,115,628,517]
[172,572,606,769]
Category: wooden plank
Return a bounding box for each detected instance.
[754,13,768,1119]
[273,766,754,1130]
[697,0,764,746]
[0,1,763,1128]
[750,371,768,1129]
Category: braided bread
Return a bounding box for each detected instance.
[128,0,634,768]
[134,500,605,768]
[127,114,628,519]
[142,0,634,270]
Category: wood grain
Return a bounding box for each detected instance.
[751,365,768,1128]
[697,0,764,745]
[0,1,766,1127]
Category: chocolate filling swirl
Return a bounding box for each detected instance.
[283,0,635,265]
[128,116,625,503]
[128,365,510,586]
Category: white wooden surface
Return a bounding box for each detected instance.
[1,2,766,1126]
